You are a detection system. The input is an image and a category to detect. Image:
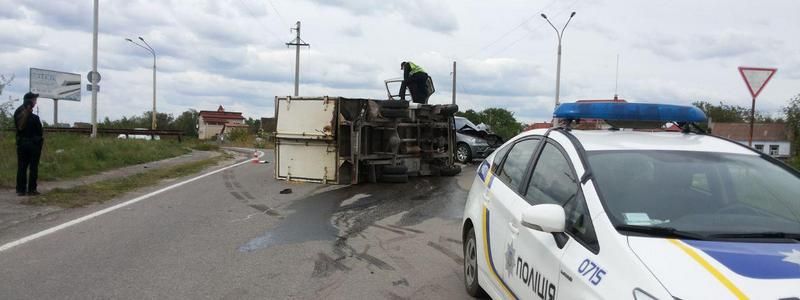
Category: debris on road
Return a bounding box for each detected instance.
[279,188,292,194]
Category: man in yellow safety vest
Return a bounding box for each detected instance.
[399,61,433,104]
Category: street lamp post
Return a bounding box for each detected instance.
[541,12,576,108]
[126,37,157,130]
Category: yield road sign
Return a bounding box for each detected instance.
[738,67,777,99]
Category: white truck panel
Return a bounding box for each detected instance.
[275,97,335,140]
[276,140,337,183]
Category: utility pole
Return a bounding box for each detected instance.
[54,99,58,125]
[452,61,457,105]
[90,0,99,138]
[286,21,310,97]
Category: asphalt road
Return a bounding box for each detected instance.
[0,151,476,299]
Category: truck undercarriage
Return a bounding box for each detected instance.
[275,96,460,184]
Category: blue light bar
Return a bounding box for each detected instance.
[553,102,707,123]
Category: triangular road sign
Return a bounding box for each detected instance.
[738,67,777,98]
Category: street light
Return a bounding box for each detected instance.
[542,11,576,108]
[126,36,157,130]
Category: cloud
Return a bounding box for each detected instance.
[1,0,798,126]
[340,24,363,37]
[636,30,780,61]
[306,0,459,34]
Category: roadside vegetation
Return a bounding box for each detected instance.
[0,133,195,188]
[24,154,230,208]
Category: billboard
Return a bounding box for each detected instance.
[29,68,81,101]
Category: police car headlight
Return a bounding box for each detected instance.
[633,288,658,300]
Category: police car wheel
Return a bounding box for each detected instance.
[464,228,486,297]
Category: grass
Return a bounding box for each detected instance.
[0,133,195,188]
[24,154,229,208]
[791,157,800,171]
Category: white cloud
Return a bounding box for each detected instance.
[0,0,798,126]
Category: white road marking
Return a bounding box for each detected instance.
[0,151,263,253]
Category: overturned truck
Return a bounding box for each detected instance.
[274,96,461,184]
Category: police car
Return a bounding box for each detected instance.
[461,102,800,299]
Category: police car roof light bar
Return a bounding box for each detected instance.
[554,102,707,123]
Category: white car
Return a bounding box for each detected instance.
[461,102,800,300]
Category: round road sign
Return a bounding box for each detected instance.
[87,71,101,84]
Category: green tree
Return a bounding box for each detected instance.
[693,101,777,124]
[692,101,750,123]
[455,109,482,124]
[174,109,199,137]
[0,100,15,130]
[245,117,261,133]
[783,94,800,158]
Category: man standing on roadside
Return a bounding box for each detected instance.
[14,92,43,196]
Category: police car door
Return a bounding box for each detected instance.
[485,137,542,298]
[550,134,603,300]
[512,140,579,300]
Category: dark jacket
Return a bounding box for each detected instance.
[14,104,43,145]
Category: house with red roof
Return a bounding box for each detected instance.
[710,122,792,158]
[198,105,246,140]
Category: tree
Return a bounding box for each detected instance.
[0,100,15,130]
[692,101,750,123]
[783,94,800,157]
[693,101,777,124]
[174,109,199,137]
[245,117,261,133]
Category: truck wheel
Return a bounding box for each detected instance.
[381,100,410,109]
[381,108,409,119]
[380,173,409,183]
[439,104,459,116]
[464,227,487,297]
[382,165,408,175]
[440,165,461,177]
[455,143,472,163]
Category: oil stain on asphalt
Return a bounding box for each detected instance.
[238,175,468,252]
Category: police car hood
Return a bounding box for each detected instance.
[628,236,800,299]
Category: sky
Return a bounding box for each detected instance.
[1,0,799,125]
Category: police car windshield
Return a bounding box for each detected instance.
[587,150,800,236]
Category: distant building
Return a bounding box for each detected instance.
[198,105,246,140]
[710,122,792,158]
[525,122,552,131]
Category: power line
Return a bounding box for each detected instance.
[463,0,558,59]
[483,0,580,58]
[267,0,289,27]
[237,0,282,43]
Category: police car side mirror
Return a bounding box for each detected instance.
[521,204,566,233]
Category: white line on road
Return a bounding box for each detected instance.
[0,151,264,253]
